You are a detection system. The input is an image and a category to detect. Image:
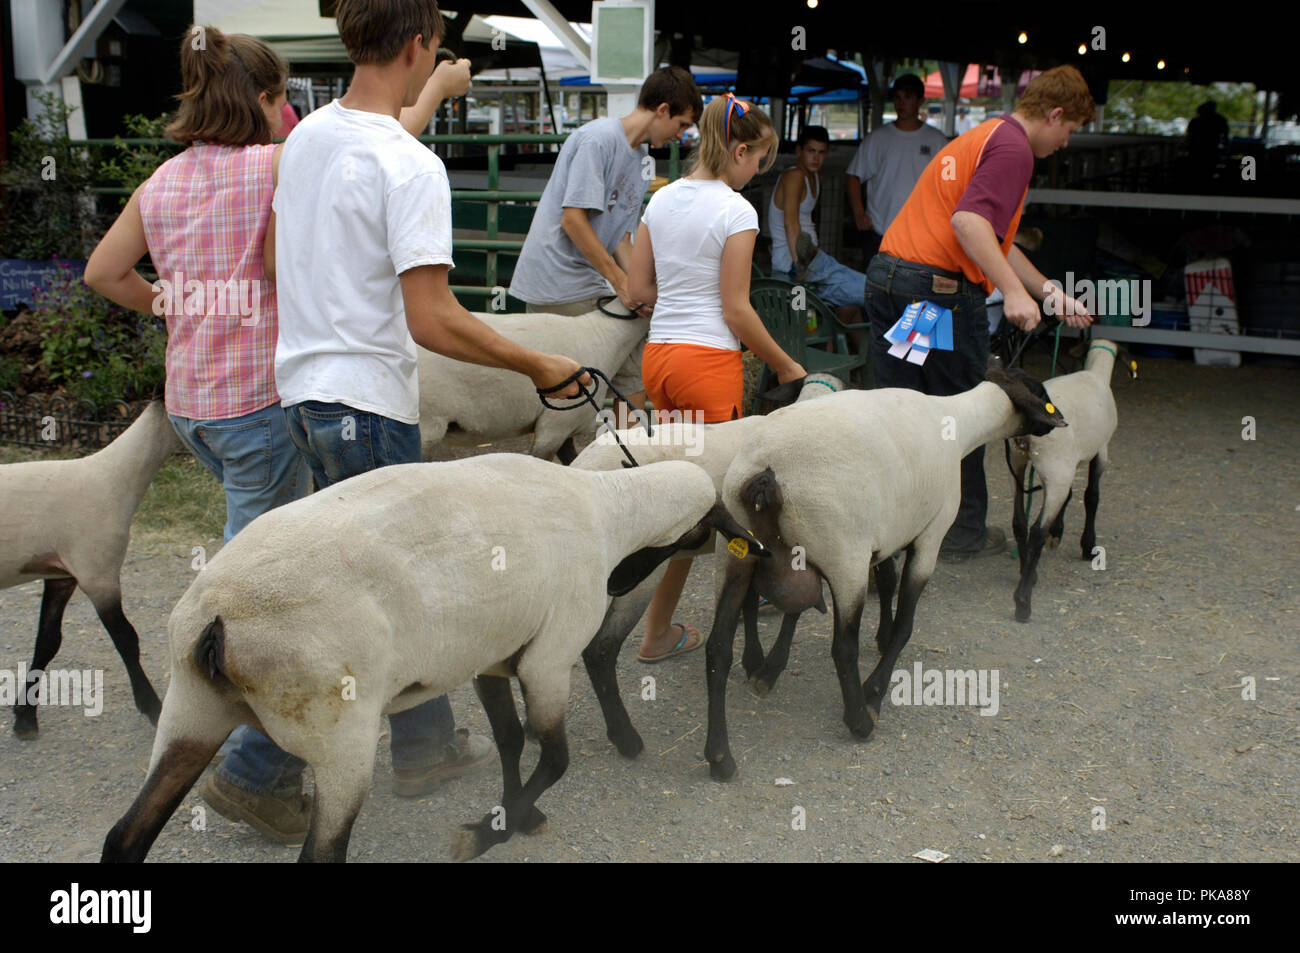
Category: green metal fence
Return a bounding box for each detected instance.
[77,133,682,309]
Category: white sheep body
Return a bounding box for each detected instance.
[417,309,649,460]
[701,376,1059,779]
[1007,344,1119,620]
[1,400,178,734]
[104,453,719,862]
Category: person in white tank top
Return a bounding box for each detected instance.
[767,125,867,335]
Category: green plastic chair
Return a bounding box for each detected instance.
[805,292,873,388]
[748,277,866,395]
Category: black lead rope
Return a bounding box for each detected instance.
[595,295,647,319]
[537,366,653,468]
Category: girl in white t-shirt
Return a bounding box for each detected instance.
[627,93,806,662]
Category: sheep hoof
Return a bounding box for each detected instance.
[1046,535,1061,549]
[449,824,485,862]
[610,731,644,759]
[520,806,548,836]
[749,676,773,697]
[12,713,38,740]
[1014,602,1032,623]
[708,754,737,782]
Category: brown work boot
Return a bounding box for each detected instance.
[392,728,495,798]
[201,774,312,847]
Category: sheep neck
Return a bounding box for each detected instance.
[92,403,177,511]
[1084,341,1118,382]
[935,382,1024,457]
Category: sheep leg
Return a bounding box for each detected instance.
[90,596,163,726]
[739,583,764,679]
[862,546,935,731]
[1047,489,1073,548]
[581,597,646,759]
[102,684,236,862]
[830,590,871,738]
[12,576,76,738]
[1012,477,1029,574]
[750,612,800,696]
[298,755,374,863]
[1014,513,1049,623]
[473,675,547,834]
[451,715,569,862]
[873,557,898,656]
[1080,456,1104,561]
[703,559,754,782]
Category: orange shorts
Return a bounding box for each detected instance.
[642,342,744,423]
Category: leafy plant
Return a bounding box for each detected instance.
[0,354,21,392]
[98,114,177,201]
[0,91,101,259]
[28,261,165,406]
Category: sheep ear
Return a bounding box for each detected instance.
[988,366,1067,436]
[759,377,807,407]
[607,544,680,596]
[703,502,770,560]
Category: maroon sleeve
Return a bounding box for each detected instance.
[954,121,1034,240]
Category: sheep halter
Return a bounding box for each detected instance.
[537,366,653,468]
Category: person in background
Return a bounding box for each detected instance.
[768,124,866,330]
[628,93,806,662]
[509,66,703,422]
[846,73,950,262]
[1186,100,1229,191]
[864,65,1096,562]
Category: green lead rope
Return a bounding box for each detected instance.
[1021,322,1065,527]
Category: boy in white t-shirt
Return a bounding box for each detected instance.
[627,93,805,663]
[846,73,950,257]
[207,0,590,841]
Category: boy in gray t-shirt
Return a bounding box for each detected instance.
[509,67,701,406]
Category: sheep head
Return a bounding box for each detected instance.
[985,363,1068,437]
[606,502,769,596]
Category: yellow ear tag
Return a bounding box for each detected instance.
[1045,402,1056,414]
[728,537,750,559]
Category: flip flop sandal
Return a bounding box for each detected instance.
[638,622,703,663]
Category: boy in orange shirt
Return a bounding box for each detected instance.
[867,65,1096,561]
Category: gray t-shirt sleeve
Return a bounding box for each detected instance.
[559,135,609,212]
[387,170,455,274]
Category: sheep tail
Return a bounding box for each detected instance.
[193,616,228,682]
[739,467,785,546]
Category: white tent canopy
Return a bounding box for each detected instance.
[192,1,589,79]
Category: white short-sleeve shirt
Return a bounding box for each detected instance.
[273,100,454,424]
[642,177,759,351]
[846,122,951,237]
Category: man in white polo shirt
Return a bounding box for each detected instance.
[846,73,950,261]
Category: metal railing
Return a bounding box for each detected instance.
[75,133,683,306]
[0,391,150,450]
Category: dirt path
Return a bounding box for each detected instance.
[1,355,1296,863]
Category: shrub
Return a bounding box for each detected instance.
[0,92,101,260]
[98,114,176,203]
[28,262,165,407]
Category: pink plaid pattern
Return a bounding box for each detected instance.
[138,143,279,420]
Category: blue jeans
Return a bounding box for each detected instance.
[215,401,453,798]
[784,251,867,309]
[169,403,308,545]
[864,253,991,553]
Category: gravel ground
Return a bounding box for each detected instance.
[1,354,1296,863]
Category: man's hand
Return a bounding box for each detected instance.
[1042,281,1094,329]
[532,353,592,399]
[854,210,872,232]
[611,273,650,317]
[1003,289,1042,332]
[434,57,472,99]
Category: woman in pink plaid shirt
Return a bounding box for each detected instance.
[86,29,305,541]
